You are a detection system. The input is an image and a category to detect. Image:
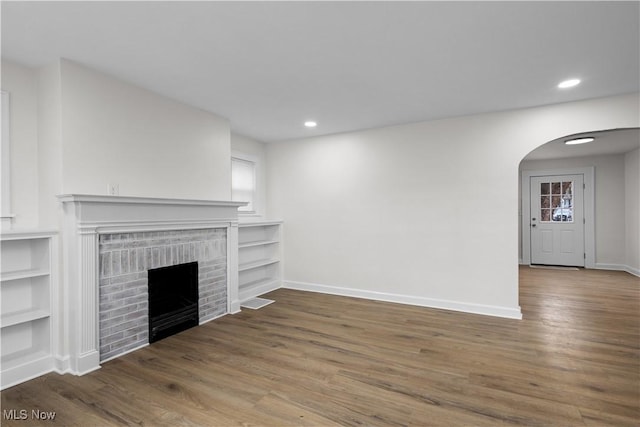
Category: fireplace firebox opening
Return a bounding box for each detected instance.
[148,261,199,343]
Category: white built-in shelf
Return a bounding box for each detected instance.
[238,277,280,303]
[1,348,51,371]
[238,240,279,249]
[0,229,57,390]
[241,277,279,289]
[0,228,58,240]
[239,258,280,272]
[1,268,50,282]
[1,346,53,390]
[1,309,50,328]
[238,221,283,303]
[238,220,283,228]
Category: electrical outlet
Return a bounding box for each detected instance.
[107,183,119,196]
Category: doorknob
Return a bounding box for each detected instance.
[531,224,536,227]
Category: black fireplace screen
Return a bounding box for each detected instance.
[148,261,199,343]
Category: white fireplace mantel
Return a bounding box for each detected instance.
[57,194,246,376]
[58,194,246,232]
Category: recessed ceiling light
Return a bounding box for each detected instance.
[558,78,581,89]
[304,121,317,128]
[565,137,594,145]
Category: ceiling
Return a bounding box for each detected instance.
[2,1,639,143]
[524,128,640,161]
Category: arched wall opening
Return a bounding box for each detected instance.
[518,128,639,269]
[493,93,638,317]
[515,125,639,315]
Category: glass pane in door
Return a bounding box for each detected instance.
[541,180,574,222]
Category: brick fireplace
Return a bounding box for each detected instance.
[58,195,245,375]
[98,229,227,361]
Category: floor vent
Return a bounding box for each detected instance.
[241,297,275,310]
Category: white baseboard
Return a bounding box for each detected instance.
[594,263,626,271]
[594,263,640,277]
[53,355,71,374]
[71,351,101,376]
[626,266,640,277]
[283,280,522,320]
[229,299,241,314]
[0,355,54,390]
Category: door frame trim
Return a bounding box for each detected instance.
[521,167,595,268]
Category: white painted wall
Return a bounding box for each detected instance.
[520,154,626,267]
[1,60,39,228]
[267,94,639,318]
[625,148,640,274]
[37,61,64,228]
[231,132,267,218]
[58,60,231,203]
[3,59,233,227]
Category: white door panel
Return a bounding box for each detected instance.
[560,230,575,253]
[541,230,553,253]
[530,174,585,267]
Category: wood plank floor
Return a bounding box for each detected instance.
[2,266,638,426]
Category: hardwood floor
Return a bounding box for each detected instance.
[2,266,638,426]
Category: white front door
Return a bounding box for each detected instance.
[530,174,585,267]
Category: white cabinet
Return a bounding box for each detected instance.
[238,221,282,302]
[1,230,57,390]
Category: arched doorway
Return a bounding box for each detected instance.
[518,128,639,272]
